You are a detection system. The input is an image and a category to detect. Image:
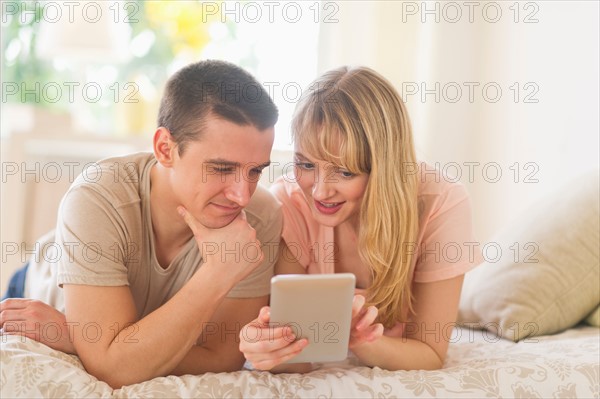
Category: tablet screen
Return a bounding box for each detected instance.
[269,273,355,363]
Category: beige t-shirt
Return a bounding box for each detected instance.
[25,152,282,318]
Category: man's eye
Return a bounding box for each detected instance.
[213,167,234,173]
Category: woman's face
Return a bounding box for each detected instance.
[293,148,369,228]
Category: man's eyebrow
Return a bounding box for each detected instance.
[205,159,271,168]
[205,159,239,166]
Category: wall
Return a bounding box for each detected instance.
[318,1,599,241]
[2,1,598,295]
[0,118,149,295]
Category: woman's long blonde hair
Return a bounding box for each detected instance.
[292,66,419,328]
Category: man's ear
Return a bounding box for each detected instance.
[153,127,177,167]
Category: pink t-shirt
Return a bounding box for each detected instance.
[270,162,482,289]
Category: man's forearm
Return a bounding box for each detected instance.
[171,345,244,375]
[74,266,233,387]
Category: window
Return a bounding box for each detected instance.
[2,0,320,150]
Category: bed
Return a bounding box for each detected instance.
[1,324,598,398]
[3,172,598,398]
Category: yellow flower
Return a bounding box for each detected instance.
[145,1,219,53]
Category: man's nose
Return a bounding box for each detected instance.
[225,176,252,207]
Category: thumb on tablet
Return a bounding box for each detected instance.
[258,306,271,324]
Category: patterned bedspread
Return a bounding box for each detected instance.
[1,326,598,398]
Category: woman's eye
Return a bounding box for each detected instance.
[294,162,315,170]
[339,170,354,178]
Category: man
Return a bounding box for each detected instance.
[0,60,282,388]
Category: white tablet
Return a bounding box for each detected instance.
[269,273,355,363]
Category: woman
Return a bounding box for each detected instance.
[239,66,482,371]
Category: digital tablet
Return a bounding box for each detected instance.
[269,273,355,363]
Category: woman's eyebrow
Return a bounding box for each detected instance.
[294,152,309,161]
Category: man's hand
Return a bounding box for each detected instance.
[0,298,75,354]
[178,207,264,286]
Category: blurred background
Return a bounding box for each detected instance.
[1,1,599,294]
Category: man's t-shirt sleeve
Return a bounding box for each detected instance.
[56,185,130,288]
[226,186,283,298]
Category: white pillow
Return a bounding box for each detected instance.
[458,170,599,341]
[585,305,600,327]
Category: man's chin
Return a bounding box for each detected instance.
[199,213,239,229]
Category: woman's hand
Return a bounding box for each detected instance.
[239,306,308,370]
[349,295,384,349]
[0,298,76,354]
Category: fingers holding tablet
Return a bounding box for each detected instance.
[349,295,384,349]
[247,337,309,371]
[242,274,383,368]
[239,306,309,370]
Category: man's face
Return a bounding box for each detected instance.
[168,117,274,229]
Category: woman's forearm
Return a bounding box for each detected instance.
[351,335,444,371]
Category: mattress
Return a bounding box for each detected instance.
[1,325,598,398]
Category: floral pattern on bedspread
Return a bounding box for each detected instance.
[1,327,598,398]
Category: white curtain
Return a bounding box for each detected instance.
[317,1,599,241]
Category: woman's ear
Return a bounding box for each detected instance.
[153,127,177,167]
